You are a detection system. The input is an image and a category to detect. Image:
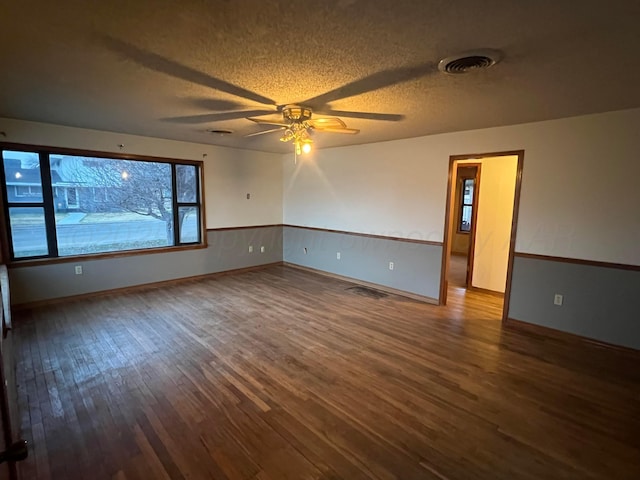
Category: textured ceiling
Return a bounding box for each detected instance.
[1,0,639,154]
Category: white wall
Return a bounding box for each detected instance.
[466,156,517,292]
[283,108,640,266]
[4,108,640,266]
[0,118,283,228]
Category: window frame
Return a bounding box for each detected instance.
[0,142,206,265]
[457,176,476,234]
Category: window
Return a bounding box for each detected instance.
[15,185,43,198]
[1,147,203,260]
[458,177,475,233]
[2,151,48,258]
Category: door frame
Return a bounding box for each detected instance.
[439,150,525,323]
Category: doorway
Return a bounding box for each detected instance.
[440,151,524,322]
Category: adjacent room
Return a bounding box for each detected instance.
[0,1,639,479]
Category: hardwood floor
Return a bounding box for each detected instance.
[448,254,467,288]
[11,265,640,479]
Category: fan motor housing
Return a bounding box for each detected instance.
[282,105,312,122]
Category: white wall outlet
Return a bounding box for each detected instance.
[336,252,341,260]
[554,294,563,306]
[260,246,265,253]
[248,245,253,253]
[389,261,394,271]
[74,265,83,275]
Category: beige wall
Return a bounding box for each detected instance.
[467,156,518,292]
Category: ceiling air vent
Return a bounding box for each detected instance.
[207,129,233,135]
[438,49,502,75]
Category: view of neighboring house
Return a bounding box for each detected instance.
[3,152,111,212]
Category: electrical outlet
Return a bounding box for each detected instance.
[74,265,83,275]
[248,245,253,253]
[554,294,563,306]
[389,262,394,271]
[304,247,308,254]
[246,193,251,199]
[260,246,265,253]
[336,252,341,260]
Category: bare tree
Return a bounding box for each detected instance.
[55,156,196,244]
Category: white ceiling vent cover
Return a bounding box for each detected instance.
[438,49,502,74]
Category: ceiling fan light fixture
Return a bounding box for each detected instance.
[438,49,502,75]
[280,129,295,142]
[245,105,355,155]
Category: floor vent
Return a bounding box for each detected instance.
[347,286,388,299]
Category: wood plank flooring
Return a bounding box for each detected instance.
[448,254,467,288]
[11,265,640,480]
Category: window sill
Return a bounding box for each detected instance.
[7,242,208,269]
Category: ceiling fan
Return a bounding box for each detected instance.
[245,105,359,155]
[100,36,439,153]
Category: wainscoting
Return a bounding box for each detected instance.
[8,226,283,306]
[508,253,640,350]
[7,225,640,351]
[283,225,443,302]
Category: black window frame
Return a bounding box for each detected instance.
[0,143,205,263]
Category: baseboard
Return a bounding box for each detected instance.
[13,262,284,311]
[284,262,439,305]
[467,286,504,297]
[505,317,639,355]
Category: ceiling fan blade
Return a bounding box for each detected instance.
[245,127,286,137]
[316,109,405,122]
[247,118,290,127]
[100,35,276,106]
[307,117,347,129]
[187,98,246,111]
[162,109,277,124]
[300,61,435,107]
[312,127,360,135]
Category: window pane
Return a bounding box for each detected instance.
[462,178,474,205]
[178,206,199,243]
[8,207,49,257]
[56,214,171,256]
[176,165,197,203]
[3,151,43,203]
[52,155,174,255]
[460,205,473,232]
